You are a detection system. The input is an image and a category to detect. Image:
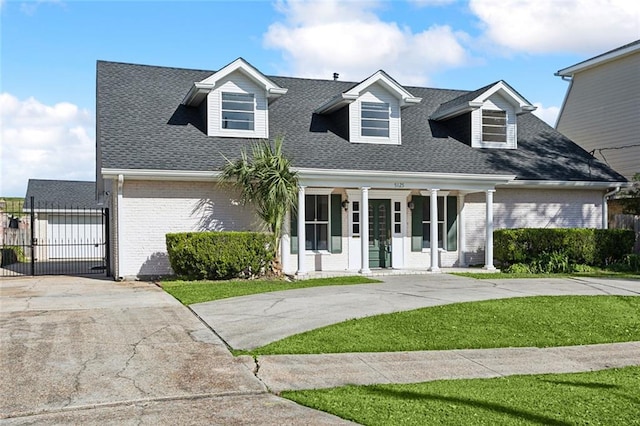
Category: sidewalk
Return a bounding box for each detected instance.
[241,342,640,393]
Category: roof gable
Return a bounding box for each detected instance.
[556,39,640,76]
[315,70,421,114]
[431,80,536,120]
[182,57,287,106]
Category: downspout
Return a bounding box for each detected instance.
[117,174,124,280]
[602,186,620,229]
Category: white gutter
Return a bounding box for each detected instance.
[501,180,628,190]
[602,186,621,229]
[102,168,221,181]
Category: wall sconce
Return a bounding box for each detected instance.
[341,199,349,211]
[408,201,415,210]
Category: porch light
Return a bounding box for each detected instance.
[341,199,349,211]
[408,201,415,210]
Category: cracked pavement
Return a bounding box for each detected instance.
[0,276,352,425]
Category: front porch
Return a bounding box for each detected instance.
[291,267,500,280]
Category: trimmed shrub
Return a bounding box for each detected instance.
[166,231,274,280]
[504,263,532,274]
[494,228,635,268]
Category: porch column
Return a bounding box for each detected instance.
[484,189,496,271]
[360,187,371,274]
[296,185,306,276]
[429,189,440,272]
[458,193,466,267]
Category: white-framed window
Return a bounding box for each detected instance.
[482,110,507,143]
[361,102,390,137]
[221,92,255,130]
[305,194,329,251]
[394,201,402,234]
[422,196,445,249]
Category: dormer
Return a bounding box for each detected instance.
[182,58,287,138]
[315,71,421,145]
[431,81,536,149]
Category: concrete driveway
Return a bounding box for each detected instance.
[0,276,351,425]
[191,274,640,350]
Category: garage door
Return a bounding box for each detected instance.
[46,214,104,259]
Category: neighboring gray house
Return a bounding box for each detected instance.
[24,179,104,260]
[96,58,626,280]
[556,39,640,181]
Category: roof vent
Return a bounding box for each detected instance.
[333,72,339,81]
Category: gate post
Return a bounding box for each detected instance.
[30,196,35,276]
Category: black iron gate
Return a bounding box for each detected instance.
[1,197,110,277]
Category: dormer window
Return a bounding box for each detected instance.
[361,102,390,137]
[482,110,507,143]
[222,92,255,130]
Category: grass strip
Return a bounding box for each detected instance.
[452,271,640,279]
[283,366,640,426]
[250,296,640,354]
[160,276,380,305]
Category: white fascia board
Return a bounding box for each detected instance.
[430,101,483,120]
[473,81,533,109]
[200,58,286,97]
[101,168,221,181]
[556,42,640,76]
[314,93,359,114]
[182,82,216,106]
[500,180,629,190]
[295,167,515,191]
[345,71,421,105]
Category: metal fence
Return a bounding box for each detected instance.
[1,197,110,277]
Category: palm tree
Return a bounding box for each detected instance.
[219,137,298,275]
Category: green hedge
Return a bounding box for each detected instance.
[166,231,274,280]
[494,228,636,268]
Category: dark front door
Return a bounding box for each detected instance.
[368,199,391,268]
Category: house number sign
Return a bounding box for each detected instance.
[394,183,405,188]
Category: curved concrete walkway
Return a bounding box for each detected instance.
[191,274,640,350]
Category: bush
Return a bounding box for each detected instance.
[504,263,532,274]
[166,231,274,280]
[607,254,640,274]
[495,228,635,269]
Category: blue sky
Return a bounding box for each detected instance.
[1,0,639,196]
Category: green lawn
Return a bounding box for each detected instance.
[161,276,381,305]
[249,296,640,355]
[453,271,640,279]
[283,366,640,426]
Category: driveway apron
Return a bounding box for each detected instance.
[0,276,351,425]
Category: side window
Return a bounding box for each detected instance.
[422,197,445,249]
[221,92,255,130]
[361,102,389,137]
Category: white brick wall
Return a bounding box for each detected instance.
[118,180,259,278]
[463,188,603,265]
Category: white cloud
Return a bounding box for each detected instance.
[532,102,560,127]
[0,93,95,197]
[469,0,640,54]
[263,0,470,85]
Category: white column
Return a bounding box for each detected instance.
[429,188,440,272]
[458,193,466,267]
[360,187,371,274]
[116,174,124,280]
[281,209,291,274]
[296,186,306,276]
[602,195,608,229]
[484,189,496,271]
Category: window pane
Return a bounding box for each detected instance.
[317,224,328,250]
[353,201,359,211]
[362,128,390,137]
[361,119,389,129]
[437,197,444,221]
[316,195,329,221]
[305,224,315,250]
[353,212,359,223]
[394,212,401,222]
[423,198,431,221]
[361,110,389,119]
[353,224,360,234]
[362,102,388,112]
[422,223,431,248]
[483,133,507,142]
[222,93,254,131]
[395,224,401,233]
[221,100,254,112]
[438,223,444,249]
[305,195,315,221]
[483,125,506,135]
[394,202,401,211]
[222,120,254,130]
[222,92,254,102]
[222,111,254,122]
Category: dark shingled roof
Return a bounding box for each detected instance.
[24,179,98,209]
[96,61,625,183]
